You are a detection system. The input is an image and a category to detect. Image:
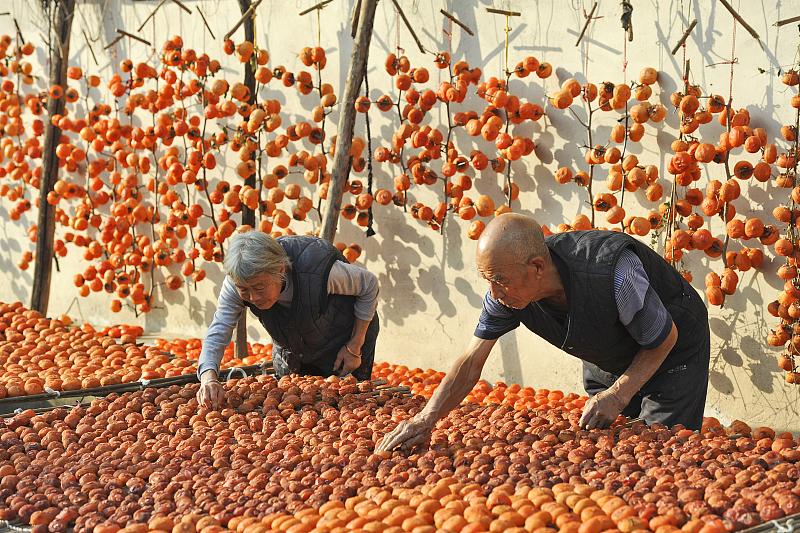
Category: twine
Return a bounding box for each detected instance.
[443,17,452,59]
[622,32,628,81]
[772,520,796,533]
[364,69,375,237]
[227,367,247,382]
[730,21,736,103]
[396,11,404,56]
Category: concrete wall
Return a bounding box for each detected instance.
[3,0,800,430]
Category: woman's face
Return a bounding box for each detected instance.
[234,269,284,309]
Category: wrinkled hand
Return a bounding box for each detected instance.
[197,380,224,410]
[376,415,434,453]
[333,345,361,377]
[579,389,628,430]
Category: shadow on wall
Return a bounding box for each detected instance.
[0,215,32,304]
[706,267,800,429]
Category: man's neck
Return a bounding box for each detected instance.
[539,254,568,310]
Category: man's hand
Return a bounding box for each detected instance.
[197,370,224,410]
[333,344,361,377]
[376,415,434,453]
[579,388,628,430]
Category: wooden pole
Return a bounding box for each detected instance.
[671,18,697,55]
[234,0,258,362]
[718,0,764,51]
[575,2,598,47]
[31,0,75,315]
[319,0,378,242]
[775,14,800,27]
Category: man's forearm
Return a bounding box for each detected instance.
[418,337,496,423]
[610,322,678,404]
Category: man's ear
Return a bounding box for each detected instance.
[529,256,546,278]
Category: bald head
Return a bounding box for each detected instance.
[476,214,549,267]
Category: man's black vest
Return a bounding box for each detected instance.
[510,231,707,376]
[243,235,369,372]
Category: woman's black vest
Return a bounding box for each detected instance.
[511,231,707,376]
[244,235,372,373]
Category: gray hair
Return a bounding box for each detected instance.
[223,231,291,285]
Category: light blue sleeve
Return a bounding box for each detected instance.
[327,261,379,321]
[197,276,246,379]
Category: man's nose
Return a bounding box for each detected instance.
[490,282,505,300]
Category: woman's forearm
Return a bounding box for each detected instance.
[197,278,246,379]
[348,318,371,352]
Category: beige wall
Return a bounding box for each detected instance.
[3,1,799,430]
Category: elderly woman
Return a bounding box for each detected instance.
[196,231,380,410]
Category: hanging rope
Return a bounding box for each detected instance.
[504,14,511,76]
[705,21,738,103]
[682,41,687,88]
[396,11,404,55]
[443,18,452,58]
[584,20,590,82]
[622,32,628,81]
[363,70,376,238]
[730,21,737,104]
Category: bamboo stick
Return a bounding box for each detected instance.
[775,14,800,27]
[671,19,698,55]
[299,0,333,17]
[116,29,151,46]
[197,7,215,39]
[224,0,263,41]
[575,2,598,47]
[13,18,25,43]
[391,0,425,54]
[486,8,521,17]
[440,9,474,36]
[137,0,168,32]
[168,0,192,14]
[718,0,764,51]
[104,35,124,50]
[82,29,98,65]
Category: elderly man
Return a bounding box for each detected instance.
[378,214,709,452]
[196,231,380,410]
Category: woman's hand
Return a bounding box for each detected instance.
[333,344,362,376]
[197,370,224,410]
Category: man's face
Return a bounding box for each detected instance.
[477,256,540,309]
[234,271,282,309]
